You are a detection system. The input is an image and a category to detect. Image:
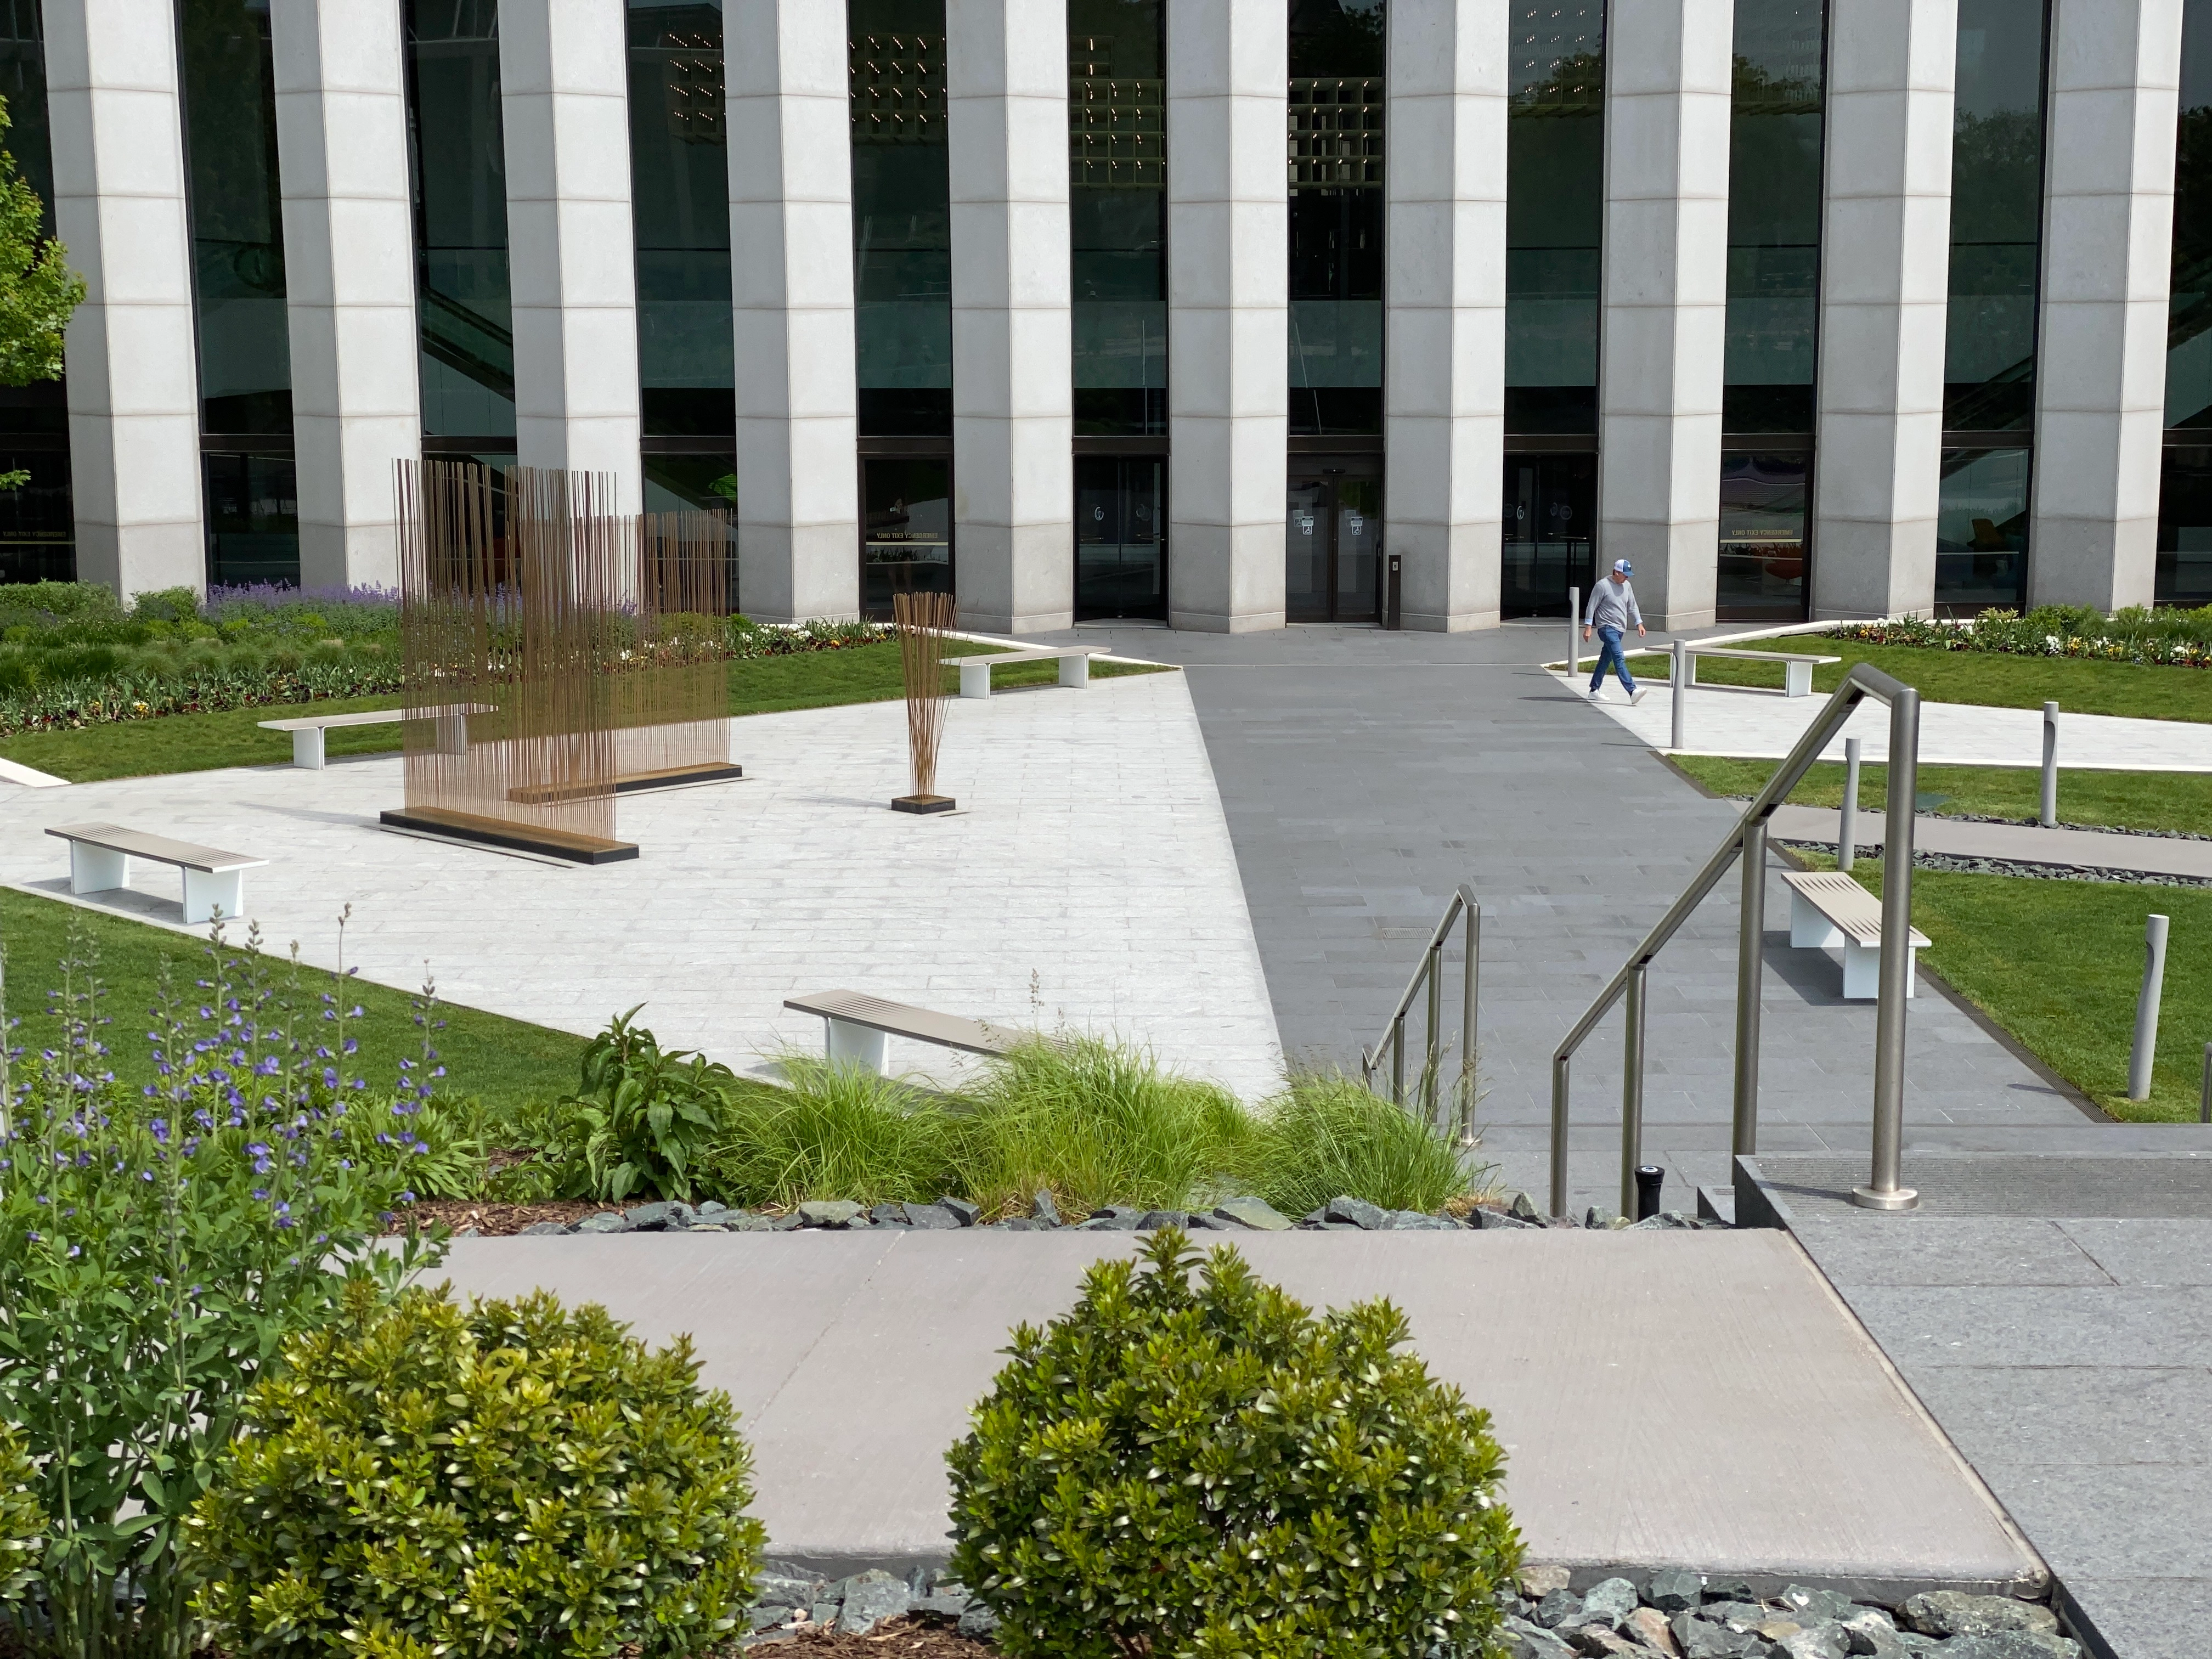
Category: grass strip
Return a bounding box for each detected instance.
[1672,756,2212,838]
[1787,851,2210,1124]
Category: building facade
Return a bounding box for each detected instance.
[8,0,2211,626]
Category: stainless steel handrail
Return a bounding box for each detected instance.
[1361,883,1480,1141]
[1548,662,1924,1217]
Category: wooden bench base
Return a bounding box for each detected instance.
[378,808,639,865]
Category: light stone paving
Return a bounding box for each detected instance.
[1561,667,2212,769]
[0,672,1284,1101]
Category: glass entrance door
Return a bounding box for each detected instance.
[1284,471,1383,623]
[1501,451,1597,617]
[861,456,953,620]
[1075,455,1167,620]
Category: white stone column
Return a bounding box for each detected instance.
[500,0,642,510]
[1384,0,1506,632]
[44,0,204,597]
[1166,0,1286,632]
[2028,0,2181,612]
[270,0,420,591]
[728,0,860,622]
[948,0,1073,634]
[1597,0,1732,631]
[1812,0,1955,619]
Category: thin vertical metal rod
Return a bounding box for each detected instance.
[1733,817,1767,1158]
[1391,1013,1406,1104]
[1549,1055,1571,1218]
[1838,735,1861,872]
[1620,964,1648,1217]
[2041,701,2059,827]
[1424,938,1443,1125]
[1460,901,1480,1142]
[1567,586,1581,678]
[1855,687,1921,1211]
[1671,639,1686,751]
[2128,913,2170,1102]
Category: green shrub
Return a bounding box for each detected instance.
[951,1037,1254,1220]
[707,1057,960,1207]
[548,1006,736,1202]
[128,585,201,624]
[188,1282,765,1659]
[946,1231,1521,1659]
[0,1422,42,1605]
[1245,1070,1477,1219]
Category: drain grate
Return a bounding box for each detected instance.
[1752,1152,2212,1220]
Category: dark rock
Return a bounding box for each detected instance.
[1778,1623,1852,1659]
[834,1569,909,1636]
[749,1605,792,1632]
[938,1197,981,1226]
[1501,1617,1578,1659]
[1077,1209,1141,1229]
[797,1200,865,1228]
[1535,1589,1584,1630]
[575,1212,633,1234]
[870,1203,910,1226]
[1215,1195,1293,1231]
[1383,1209,1458,1229]
[911,1593,971,1620]
[902,1201,963,1229]
[1703,1583,1759,1607]
[1476,1207,1541,1231]
[1566,1629,1645,1657]
[770,1213,804,1232]
[808,1600,839,1628]
[1137,1210,1189,1230]
[1898,1593,2058,1641]
[1325,1195,1388,1229]
[1781,1588,1859,1624]
[1032,1190,1062,1227]
[1629,1210,1700,1229]
[697,1200,728,1218]
[1312,1220,1362,1230]
[1646,1567,1703,1611]
[519,1221,567,1235]
[957,1601,1001,1639]
[623,1200,695,1231]
[1576,1577,1638,1629]
[1300,1207,1328,1225]
[1544,1214,1582,1228]
[1583,1205,1624,1230]
[1673,1611,1760,1658]
[998,1218,1037,1231]
[754,1573,821,1608]
[729,1214,777,1232]
[1508,1189,1543,1222]
[1185,1213,1229,1229]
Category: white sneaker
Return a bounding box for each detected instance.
[1631,688,1648,706]
[1585,688,1604,701]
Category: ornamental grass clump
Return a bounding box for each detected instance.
[946,1229,1522,1659]
[1245,1068,1477,1220]
[187,1282,766,1659]
[707,1056,960,1208]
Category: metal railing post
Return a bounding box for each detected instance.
[1549,1055,1571,1218]
[1391,1013,1407,1105]
[2129,914,2170,1102]
[1734,817,1767,1158]
[1620,964,1648,1217]
[1671,639,1686,751]
[2200,1041,2211,1125]
[2041,701,2059,828]
[1838,735,1860,872]
[1460,899,1480,1142]
[1567,587,1580,679]
[1424,936,1444,1125]
[1855,685,1921,1211]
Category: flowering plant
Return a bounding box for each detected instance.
[1833,603,2212,668]
[0,917,448,1659]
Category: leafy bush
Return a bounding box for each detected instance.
[549,1006,736,1202]
[0,1423,42,1605]
[946,1231,1521,1659]
[0,919,445,1658]
[707,1057,959,1207]
[1245,1069,1477,1218]
[188,1282,765,1659]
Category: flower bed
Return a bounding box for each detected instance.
[1833,603,2212,668]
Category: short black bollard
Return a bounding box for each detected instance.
[1635,1164,1664,1221]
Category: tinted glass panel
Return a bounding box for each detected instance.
[408,0,515,437]
[2166,0,2212,429]
[1717,452,1809,620]
[180,0,292,438]
[0,447,70,582]
[0,3,70,580]
[1288,0,1383,437]
[851,2,951,437]
[0,1,55,238]
[1069,1,1164,436]
[1075,455,1166,620]
[861,456,952,618]
[204,453,297,586]
[630,1,733,438]
[1506,3,1603,434]
[2158,447,2212,605]
[1724,0,1822,435]
[1501,450,1596,616]
[1936,447,2029,613]
[1944,0,2046,432]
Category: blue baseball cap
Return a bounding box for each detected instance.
[1612,559,1632,574]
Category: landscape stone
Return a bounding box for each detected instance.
[957,1601,1001,1639]
[1629,1210,1700,1229]
[1536,1589,1584,1630]
[1672,1612,1757,1658]
[696,1200,727,1217]
[1781,1588,1858,1623]
[1383,1209,1457,1229]
[1577,1577,1639,1629]
[1184,1212,1229,1228]
[1584,1206,1622,1230]
[1622,1606,1681,1654]
[1215,1195,1294,1231]
[519,1221,567,1235]
[1942,1636,2080,1659]
[1077,1209,1141,1230]
[868,1203,909,1226]
[1325,1195,1387,1229]
[574,1212,632,1234]
[1566,1628,1645,1657]
[1508,1190,1542,1222]
[1032,1190,1062,1226]
[1501,1618,1578,1659]
[685,1223,725,1232]
[729,1215,777,1232]
[902,1201,962,1229]
[996,1217,1036,1230]
[753,1573,820,1608]
[1646,1568,1703,1611]
[1517,1565,1572,1599]
[1138,1209,1189,1229]
[748,1605,789,1632]
[911,1593,971,1619]
[1476,1207,1540,1230]
[770,1214,804,1231]
[797,1200,864,1228]
[1897,1593,2057,1641]
[938,1197,981,1226]
[834,1569,909,1636]
[1778,1624,1850,1659]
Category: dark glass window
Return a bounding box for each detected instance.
[850,2,951,438]
[629,1,732,439]
[1942,0,2047,435]
[202,451,297,586]
[1936,447,2029,613]
[2157,447,2212,606]
[179,0,291,438]
[0,1,53,235]
[861,455,952,618]
[1717,452,1809,620]
[1287,0,1383,437]
[1070,1,1165,437]
[0,448,71,582]
[1724,0,1824,435]
[1500,451,1596,617]
[1506,2,1603,435]
[1075,455,1166,620]
[407,0,515,438]
[2159,0,2212,606]
[0,2,69,582]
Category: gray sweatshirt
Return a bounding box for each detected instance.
[1584,577,1643,632]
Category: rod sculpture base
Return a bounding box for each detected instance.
[379,808,640,865]
[1850,1184,1920,1212]
[891,794,956,815]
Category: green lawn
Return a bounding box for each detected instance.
[1788,851,2210,1124]
[0,887,585,1116]
[1621,636,2212,724]
[1673,756,2212,838]
[0,643,1169,783]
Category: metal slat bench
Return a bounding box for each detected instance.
[944,646,1103,699]
[256,703,494,770]
[783,989,1031,1074]
[1682,646,1842,698]
[46,822,268,924]
[1782,870,1929,1000]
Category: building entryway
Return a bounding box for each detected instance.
[1075,455,1168,622]
[1502,450,1596,618]
[1285,465,1381,623]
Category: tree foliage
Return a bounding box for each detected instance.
[0,93,84,489]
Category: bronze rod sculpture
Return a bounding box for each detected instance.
[892,589,956,814]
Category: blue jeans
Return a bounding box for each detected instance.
[1589,624,1635,693]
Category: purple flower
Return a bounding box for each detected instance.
[151,1118,170,1144]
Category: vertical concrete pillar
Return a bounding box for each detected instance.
[1384,0,1507,632]
[1598,0,1732,631]
[45,0,204,597]
[1166,0,1286,632]
[948,0,1073,635]
[271,0,420,591]
[727,0,860,621]
[1812,0,1956,620]
[2029,0,2182,612]
[500,0,642,510]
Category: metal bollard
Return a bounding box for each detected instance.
[1839,736,1861,872]
[1568,587,1581,679]
[1671,640,1687,750]
[2129,914,2170,1102]
[1635,1164,1664,1222]
[2041,701,2059,827]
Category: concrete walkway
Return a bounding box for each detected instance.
[1767,803,2212,879]
[427,1228,2042,1600]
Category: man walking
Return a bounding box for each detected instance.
[1583,559,1648,703]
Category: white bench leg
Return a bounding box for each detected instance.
[1840,938,1917,1000]
[1790,888,1843,949]
[182,868,244,926]
[435,712,469,755]
[69,843,127,896]
[825,1017,887,1073]
[1684,654,1699,688]
[1058,653,1090,689]
[960,663,991,699]
[291,728,326,770]
[1785,661,1813,697]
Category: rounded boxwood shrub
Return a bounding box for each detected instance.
[188,1282,765,1659]
[946,1230,1522,1659]
[0,1421,42,1604]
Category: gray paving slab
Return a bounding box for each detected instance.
[2056,1218,2212,1285]
[425,1229,2040,1598]
[1768,802,2212,878]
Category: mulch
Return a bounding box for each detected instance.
[759,1616,996,1658]
[383,1197,621,1236]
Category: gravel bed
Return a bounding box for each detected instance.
[1777,842,2212,889]
[1722,795,2212,843]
